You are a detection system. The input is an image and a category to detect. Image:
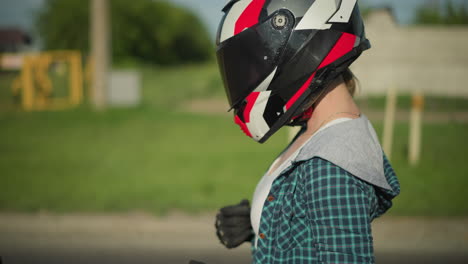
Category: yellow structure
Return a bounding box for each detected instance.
[11,51,84,111]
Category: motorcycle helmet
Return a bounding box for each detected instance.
[216,0,370,143]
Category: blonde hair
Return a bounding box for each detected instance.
[342,68,358,97]
[298,68,359,116]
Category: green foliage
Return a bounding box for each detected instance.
[36,0,213,65]
[360,5,373,20]
[414,0,468,25]
[36,0,90,53]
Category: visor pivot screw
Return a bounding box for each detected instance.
[272,13,288,29]
[264,56,268,60]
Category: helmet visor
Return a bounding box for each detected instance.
[216,11,294,109]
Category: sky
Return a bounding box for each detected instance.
[1,0,467,39]
[164,0,468,37]
[0,0,44,31]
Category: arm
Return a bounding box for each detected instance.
[302,158,375,264]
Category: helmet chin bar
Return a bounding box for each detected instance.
[234,91,272,142]
[234,86,315,143]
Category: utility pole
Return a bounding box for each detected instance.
[90,0,110,110]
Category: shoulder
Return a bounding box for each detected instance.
[292,156,400,219]
[294,157,374,193]
[295,115,393,190]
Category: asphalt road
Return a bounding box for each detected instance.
[2,250,468,264]
[1,213,467,264]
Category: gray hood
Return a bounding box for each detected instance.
[294,114,393,191]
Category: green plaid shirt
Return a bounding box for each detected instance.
[252,155,400,264]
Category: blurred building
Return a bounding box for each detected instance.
[352,8,468,97]
[0,28,32,53]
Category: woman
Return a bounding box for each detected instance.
[214,1,400,263]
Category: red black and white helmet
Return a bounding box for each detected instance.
[216,0,370,143]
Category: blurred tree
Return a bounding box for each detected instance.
[36,0,213,65]
[360,6,373,20]
[414,0,468,25]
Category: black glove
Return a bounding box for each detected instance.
[215,199,254,249]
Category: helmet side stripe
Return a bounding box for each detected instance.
[243,92,260,123]
[246,91,271,141]
[234,115,252,137]
[283,33,356,118]
[329,0,357,23]
[234,0,266,35]
[318,32,356,69]
[285,72,316,111]
[220,0,251,43]
[254,67,277,92]
[295,0,339,30]
[234,91,270,140]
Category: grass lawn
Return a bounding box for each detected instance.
[1,63,467,216]
[356,95,468,113]
[0,106,467,216]
[0,106,287,214]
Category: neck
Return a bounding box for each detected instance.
[305,80,360,134]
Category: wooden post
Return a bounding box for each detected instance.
[90,0,110,110]
[382,87,397,160]
[409,91,424,166]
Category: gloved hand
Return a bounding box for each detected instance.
[215,199,254,249]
